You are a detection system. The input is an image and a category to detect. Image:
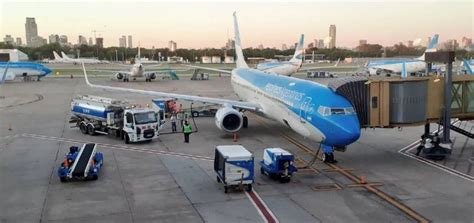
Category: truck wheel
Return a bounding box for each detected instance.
[260,167,265,175]
[80,123,88,134]
[124,134,130,144]
[91,175,98,181]
[60,177,67,183]
[224,186,228,193]
[87,124,95,135]
[246,184,252,192]
[192,111,199,117]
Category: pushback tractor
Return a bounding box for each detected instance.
[260,148,297,183]
[70,95,163,144]
[58,143,104,182]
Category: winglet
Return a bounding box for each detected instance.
[233,12,248,69]
[82,62,92,86]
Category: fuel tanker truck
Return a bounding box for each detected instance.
[70,95,164,144]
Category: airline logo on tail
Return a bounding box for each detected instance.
[426,34,439,51]
[290,34,305,64]
[463,59,473,74]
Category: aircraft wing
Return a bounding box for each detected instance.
[88,69,131,74]
[184,64,232,74]
[82,63,260,111]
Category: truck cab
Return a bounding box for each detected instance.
[121,108,162,143]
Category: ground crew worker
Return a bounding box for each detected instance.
[170,113,177,132]
[183,121,192,143]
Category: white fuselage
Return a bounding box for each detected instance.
[257,62,300,76]
[368,61,426,75]
[129,63,144,78]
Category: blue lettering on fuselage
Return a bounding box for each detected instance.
[234,68,360,147]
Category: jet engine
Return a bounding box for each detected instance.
[146,73,156,80]
[215,106,243,133]
[115,73,124,80]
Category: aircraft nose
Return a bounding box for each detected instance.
[43,66,52,75]
[324,115,361,146]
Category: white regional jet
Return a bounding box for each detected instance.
[82,12,361,163]
[61,52,103,64]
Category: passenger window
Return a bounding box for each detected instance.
[126,113,133,123]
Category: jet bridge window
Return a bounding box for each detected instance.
[317,106,356,116]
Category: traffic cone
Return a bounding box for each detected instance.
[359,176,366,184]
[233,133,238,142]
[70,74,74,79]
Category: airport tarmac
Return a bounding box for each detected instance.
[0,72,473,222]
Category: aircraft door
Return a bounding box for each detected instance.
[299,97,312,123]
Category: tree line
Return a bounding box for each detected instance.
[1,42,472,62]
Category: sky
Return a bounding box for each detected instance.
[0,0,472,49]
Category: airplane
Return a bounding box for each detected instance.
[461,59,473,74]
[0,61,52,83]
[82,12,360,163]
[91,46,179,82]
[60,51,103,64]
[255,34,341,76]
[365,34,439,76]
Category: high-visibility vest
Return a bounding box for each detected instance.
[183,124,192,133]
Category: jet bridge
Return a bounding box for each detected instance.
[328,75,474,128]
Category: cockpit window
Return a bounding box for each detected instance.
[317,106,356,116]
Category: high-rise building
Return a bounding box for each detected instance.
[96,37,104,48]
[49,34,59,44]
[168,40,177,52]
[3,35,15,45]
[359,40,367,46]
[461,37,472,49]
[324,36,333,48]
[317,39,324,48]
[119,35,127,47]
[25,17,38,47]
[128,35,132,48]
[78,35,88,45]
[59,35,68,46]
[16,37,22,46]
[282,44,288,50]
[31,36,47,47]
[329,24,336,48]
[88,37,93,46]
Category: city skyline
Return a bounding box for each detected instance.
[0,1,472,49]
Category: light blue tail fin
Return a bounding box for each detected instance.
[427,34,439,50]
[233,12,248,69]
[289,34,304,64]
[463,59,473,74]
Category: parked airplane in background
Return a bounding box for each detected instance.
[461,59,473,74]
[0,62,52,83]
[82,12,361,163]
[255,35,340,76]
[60,51,104,64]
[365,34,439,76]
[92,46,178,82]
